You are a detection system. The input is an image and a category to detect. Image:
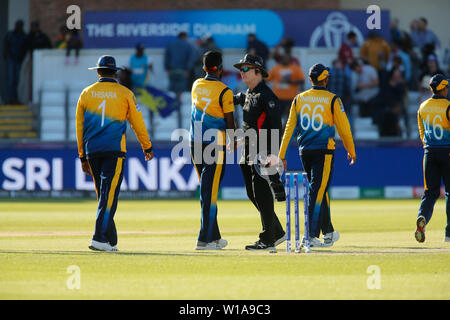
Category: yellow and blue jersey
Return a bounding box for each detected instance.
[190,75,234,144]
[76,78,152,159]
[417,94,450,149]
[279,86,356,159]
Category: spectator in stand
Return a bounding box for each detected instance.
[339,31,358,67]
[26,21,52,54]
[404,19,422,91]
[3,20,27,104]
[65,29,82,65]
[410,19,419,36]
[418,54,446,103]
[55,25,69,49]
[411,17,441,50]
[419,43,439,72]
[444,42,450,77]
[129,43,153,90]
[350,59,379,122]
[390,18,402,44]
[118,67,133,91]
[418,75,433,102]
[388,19,414,54]
[246,33,269,68]
[328,59,353,128]
[272,37,300,65]
[383,67,409,137]
[164,32,195,103]
[387,39,412,83]
[267,53,305,124]
[360,30,391,72]
[378,108,402,137]
[419,54,446,85]
[192,35,221,82]
[199,35,220,56]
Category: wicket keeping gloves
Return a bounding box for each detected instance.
[269,173,286,202]
[233,92,246,106]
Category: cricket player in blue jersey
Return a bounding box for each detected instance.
[279,64,356,248]
[415,74,450,243]
[190,51,236,250]
[76,55,154,252]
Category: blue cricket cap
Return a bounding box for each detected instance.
[429,74,449,92]
[309,63,330,82]
[88,55,122,71]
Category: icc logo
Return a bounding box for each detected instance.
[309,6,381,49]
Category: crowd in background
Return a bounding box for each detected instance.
[3,19,82,105]
[157,17,447,138]
[3,16,448,139]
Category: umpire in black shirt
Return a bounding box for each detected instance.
[233,54,286,250]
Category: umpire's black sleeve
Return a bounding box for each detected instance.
[263,94,283,146]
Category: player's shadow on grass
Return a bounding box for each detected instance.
[0,249,242,257]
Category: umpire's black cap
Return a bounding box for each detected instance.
[88,55,122,71]
[233,54,268,78]
[429,74,449,93]
[309,63,330,82]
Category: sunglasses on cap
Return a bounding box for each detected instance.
[239,66,257,73]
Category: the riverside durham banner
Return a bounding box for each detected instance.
[82,9,390,49]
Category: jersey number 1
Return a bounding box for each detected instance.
[98,100,106,127]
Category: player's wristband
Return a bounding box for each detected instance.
[144,147,153,154]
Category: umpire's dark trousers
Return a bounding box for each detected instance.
[88,156,125,246]
[418,149,450,236]
[240,163,285,245]
[191,143,226,243]
[301,151,335,239]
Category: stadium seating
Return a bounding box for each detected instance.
[40,81,67,141]
[0,105,38,140]
[353,117,380,140]
[31,49,431,142]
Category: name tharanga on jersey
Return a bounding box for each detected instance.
[279,87,356,159]
[76,79,152,160]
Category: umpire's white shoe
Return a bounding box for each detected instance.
[323,231,340,247]
[196,238,228,250]
[89,240,114,252]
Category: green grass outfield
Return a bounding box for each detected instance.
[0,199,448,300]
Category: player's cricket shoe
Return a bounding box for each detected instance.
[444,236,450,243]
[110,245,119,252]
[301,236,323,247]
[196,238,228,250]
[89,240,114,251]
[217,238,228,249]
[245,240,276,251]
[274,233,287,247]
[415,216,426,243]
[323,231,340,247]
